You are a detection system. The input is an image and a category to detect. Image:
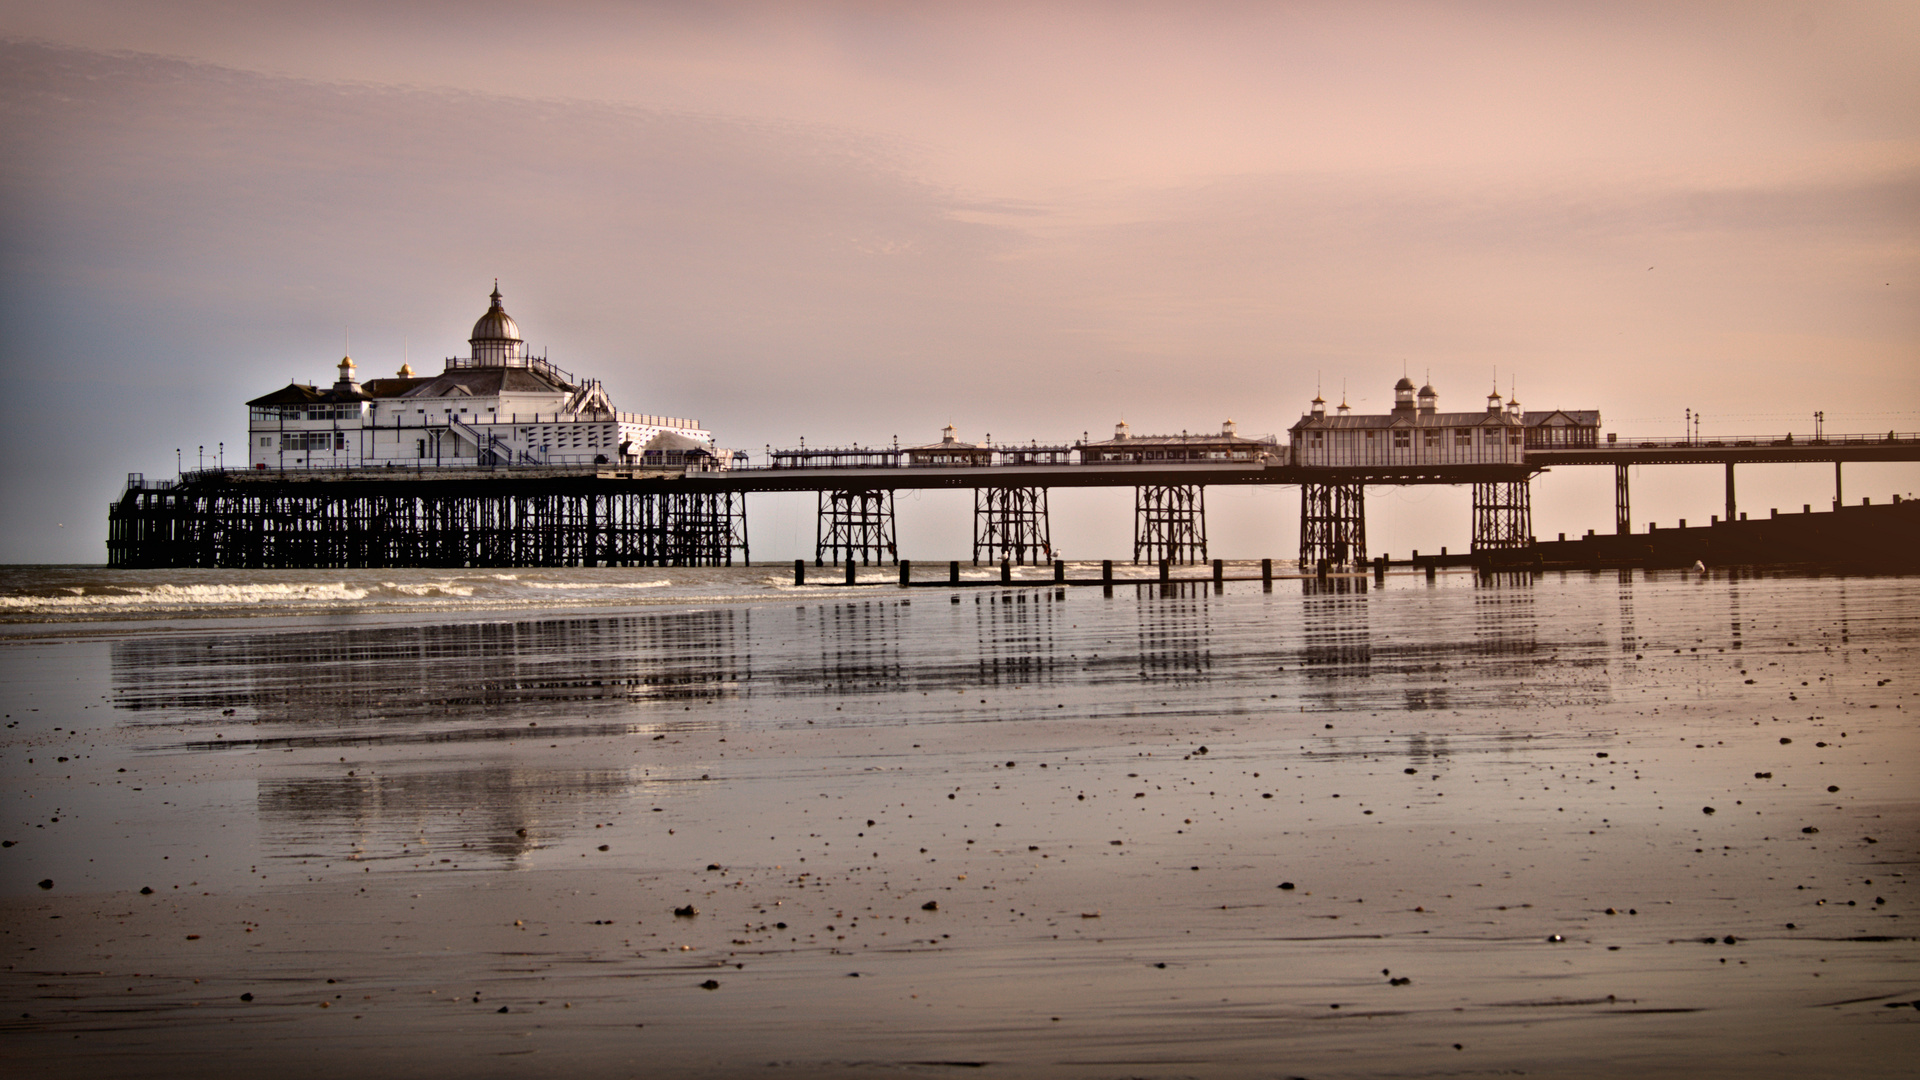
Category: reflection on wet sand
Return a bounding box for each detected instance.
[258,765,651,868]
[15,569,1916,1078]
[112,608,754,727]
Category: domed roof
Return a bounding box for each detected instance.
[1418,383,1436,396]
[470,283,522,343]
[1394,376,1416,391]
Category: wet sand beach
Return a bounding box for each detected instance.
[2,568,1916,1078]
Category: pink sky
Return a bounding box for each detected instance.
[1,1,1915,561]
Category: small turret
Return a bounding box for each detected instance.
[334,355,360,393]
[1393,375,1416,415]
[1221,418,1237,437]
[1115,420,1131,440]
[1487,387,1503,415]
[1309,394,1326,419]
[1417,382,1437,416]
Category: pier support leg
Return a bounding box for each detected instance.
[1134,485,1207,564]
[1471,479,1533,553]
[974,486,1051,566]
[1614,464,1631,535]
[1725,462,1737,523]
[1835,461,1843,510]
[1299,481,1365,569]
[816,489,897,566]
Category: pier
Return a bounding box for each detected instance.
[108,429,1920,571]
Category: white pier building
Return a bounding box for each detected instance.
[246,286,732,470]
[1289,377,1599,468]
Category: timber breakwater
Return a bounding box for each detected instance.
[1526,496,1918,573]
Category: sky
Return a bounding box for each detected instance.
[1,0,1915,564]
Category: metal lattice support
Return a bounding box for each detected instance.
[816,489,896,566]
[1134,485,1207,564]
[106,483,750,569]
[973,487,1051,565]
[660,491,748,566]
[1299,482,1366,568]
[1471,479,1533,552]
[1614,463,1631,535]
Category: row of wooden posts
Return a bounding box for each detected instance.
[792,556,1437,587]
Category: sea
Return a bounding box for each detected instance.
[1,562,1914,1078]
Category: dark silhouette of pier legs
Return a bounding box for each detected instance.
[973,486,1051,566]
[1614,464,1631,535]
[107,485,746,568]
[816,489,896,566]
[1471,479,1532,553]
[1134,485,1206,564]
[1299,481,1365,570]
[1725,462,1737,522]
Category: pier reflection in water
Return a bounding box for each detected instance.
[112,608,753,731]
[257,765,651,870]
[106,571,1667,871]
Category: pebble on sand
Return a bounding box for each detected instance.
[37,879,52,890]
[700,980,721,990]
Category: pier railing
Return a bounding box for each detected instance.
[1599,432,1919,449]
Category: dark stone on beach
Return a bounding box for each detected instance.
[1390,977,1411,986]
[1404,768,1417,774]
[847,972,859,977]
[1154,962,1166,968]
[515,828,527,837]
[775,922,786,929]
[1723,935,1738,944]
[239,993,252,1001]
[497,1006,508,1013]
[1702,806,1715,814]
[1828,785,1840,792]
[140,886,153,895]
[1547,934,1564,942]
[36,879,51,890]
[1802,826,1819,834]
[922,901,938,911]
[1780,737,1791,744]
[1755,772,1772,778]
[707,864,721,870]
[1596,752,1608,758]
[699,979,720,990]
[597,845,608,851]
[1279,882,1295,890]
[1786,922,1796,929]
[674,905,698,917]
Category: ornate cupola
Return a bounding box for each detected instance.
[1487,387,1504,415]
[468,281,525,366]
[1392,375,1417,415]
[1417,381,1438,416]
[1309,394,1326,419]
[1114,420,1131,440]
[334,355,360,393]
